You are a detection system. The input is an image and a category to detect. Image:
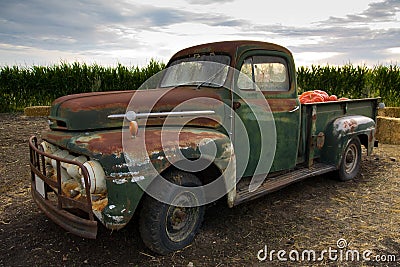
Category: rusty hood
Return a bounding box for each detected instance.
[49,87,227,131]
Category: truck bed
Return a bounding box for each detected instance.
[299,98,379,165]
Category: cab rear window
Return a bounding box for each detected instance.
[238,56,289,91]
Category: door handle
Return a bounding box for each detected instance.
[288,105,299,113]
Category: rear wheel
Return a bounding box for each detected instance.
[139,170,205,255]
[338,137,361,181]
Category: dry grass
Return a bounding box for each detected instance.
[0,113,399,266]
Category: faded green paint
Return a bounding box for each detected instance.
[102,178,143,229]
[321,115,376,167]
[233,49,301,175]
[300,98,379,167]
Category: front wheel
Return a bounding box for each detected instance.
[338,137,362,181]
[139,170,205,255]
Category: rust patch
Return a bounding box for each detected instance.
[316,132,325,149]
[266,98,298,113]
[342,119,358,133]
[92,197,108,212]
[76,131,124,156]
[186,118,221,128]
[369,130,374,142]
[43,132,75,147]
[61,179,80,197]
[169,40,292,68]
[140,128,227,153]
[59,87,222,113]
[74,128,228,161]
[53,91,134,111]
[53,87,225,131]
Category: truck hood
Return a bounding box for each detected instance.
[49,88,226,131]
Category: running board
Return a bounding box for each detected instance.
[233,163,336,206]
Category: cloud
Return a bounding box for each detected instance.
[184,0,235,5]
[250,23,400,64]
[244,0,400,65]
[0,0,247,50]
[321,0,400,25]
[0,0,122,50]
[0,0,399,66]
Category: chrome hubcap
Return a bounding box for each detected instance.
[166,191,199,242]
[344,143,358,174]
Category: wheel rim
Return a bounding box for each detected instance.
[166,191,200,242]
[344,143,358,174]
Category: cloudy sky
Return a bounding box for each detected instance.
[1,0,399,67]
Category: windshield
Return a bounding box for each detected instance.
[160,54,231,88]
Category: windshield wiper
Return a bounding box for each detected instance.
[196,65,227,90]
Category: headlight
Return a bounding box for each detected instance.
[79,161,107,194]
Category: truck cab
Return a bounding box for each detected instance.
[29,41,379,255]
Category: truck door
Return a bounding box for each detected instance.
[234,52,301,177]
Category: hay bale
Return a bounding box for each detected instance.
[377,107,400,118]
[376,116,400,145]
[24,106,50,117]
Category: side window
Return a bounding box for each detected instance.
[237,58,255,89]
[238,56,290,91]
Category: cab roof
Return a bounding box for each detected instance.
[168,40,293,66]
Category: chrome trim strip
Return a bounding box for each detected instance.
[108,110,215,121]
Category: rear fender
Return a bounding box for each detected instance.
[321,115,375,167]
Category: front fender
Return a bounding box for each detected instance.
[61,127,232,229]
[119,127,233,181]
[321,115,375,167]
[109,127,233,228]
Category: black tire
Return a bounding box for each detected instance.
[338,137,362,181]
[139,170,205,255]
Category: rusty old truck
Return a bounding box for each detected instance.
[29,41,380,254]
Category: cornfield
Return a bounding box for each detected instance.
[0,60,165,112]
[0,62,399,112]
[297,64,400,107]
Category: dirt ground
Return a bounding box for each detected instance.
[0,113,399,266]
